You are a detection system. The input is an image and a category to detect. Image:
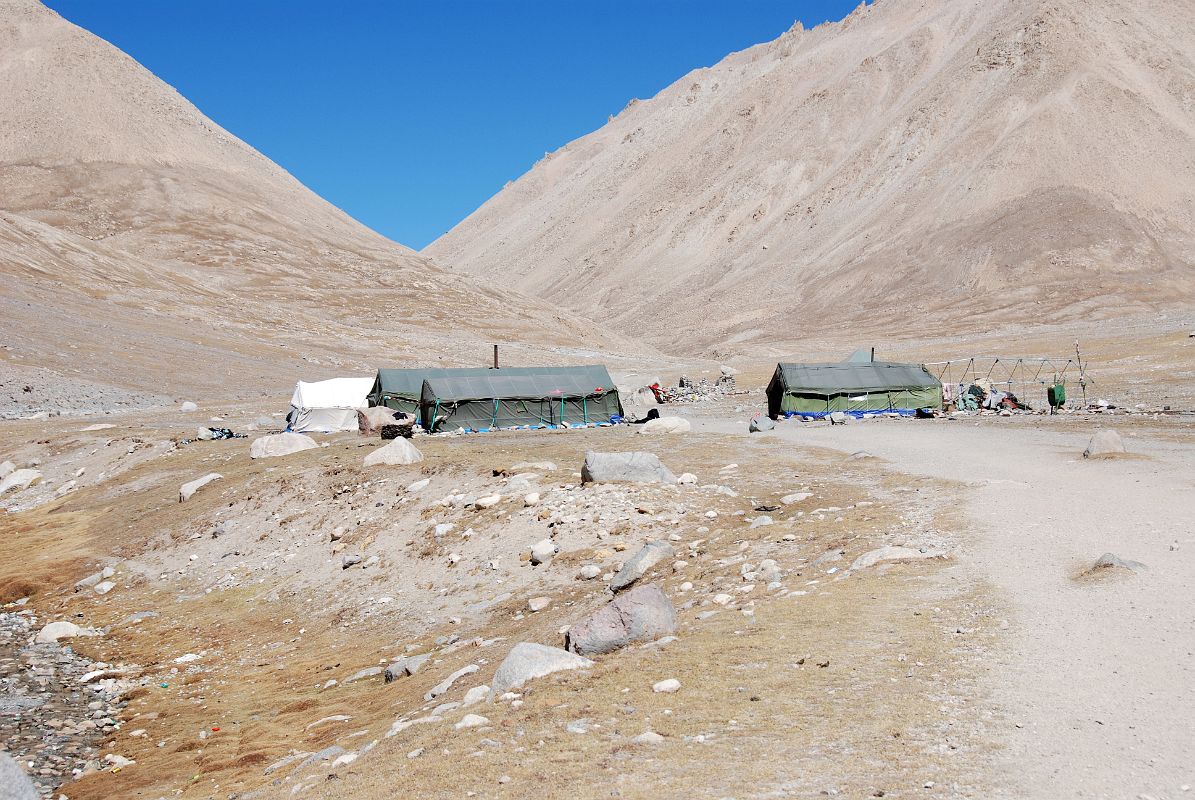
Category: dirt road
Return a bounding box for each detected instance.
[698,414,1195,798]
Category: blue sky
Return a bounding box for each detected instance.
[45,1,861,249]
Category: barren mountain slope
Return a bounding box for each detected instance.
[0,0,638,412]
[428,0,1195,356]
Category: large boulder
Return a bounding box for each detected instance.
[749,416,775,433]
[639,417,690,435]
[363,438,424,466]
[1084,429,1126,458]
[358,406,398,435]
[581,451,677,485]
[565,584,677,656]
[34,621,81,644]
[489,642,594,697]
[179,473,222,502]
[249,432,317,459]
[609,540,675,592]
[0,752,38,800]
[0,469,41,496]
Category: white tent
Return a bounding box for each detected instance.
[288,377,373,433]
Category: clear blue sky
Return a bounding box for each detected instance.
[45,1,861,249]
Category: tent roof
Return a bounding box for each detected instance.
[291,377,373,409]
[373,367,496,400]
[773,361,940,394]
[420,365,618,403]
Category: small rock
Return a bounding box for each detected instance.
[577,565,601,580]
[343,666,384,685]
[364,438,424,466]
[850,546,946,571]
[454,713,489,729]
[632,731,665,744]
[1084,430,1126,458]
[407,478,430,493]
[425,664,479,701]
[749,515,773,529]
[609,540,675,592]
[1092,553,1147,572]
[94,580,116,595]
[749,416,776,433]
[652,678,681,693]
[524,492,541,507]
[829,411,849,425]
[530,538,559,566]
[342,554,363,569]
[528,596,551,612]
[180,401,198,412]
[461,685,489,707]
[639,417,691,434]
[179,473,222,502]
[384,653,430,682]
[677,472,698,485]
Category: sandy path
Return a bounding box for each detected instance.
[696,414,1195,798]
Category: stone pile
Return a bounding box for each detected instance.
[1,611,129,796]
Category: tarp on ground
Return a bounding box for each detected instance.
[767,361,942,419]
[368,368,497,415]
[289,377,373,432]
[419,365,622,432]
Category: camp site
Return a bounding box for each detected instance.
[6,2,1194,796]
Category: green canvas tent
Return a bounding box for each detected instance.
[368,368,497,416]
[767,359,942,419]
[419,365,622,432]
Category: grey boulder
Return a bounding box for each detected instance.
[749,416,775,433]
[565,584,677,656]
[249,432,317,459]
[609,540,675,592]
[489,642,594,697]
[581,451,677,485]
[0,752,38,800]
[0,469,41,496]
[363,438,424,466]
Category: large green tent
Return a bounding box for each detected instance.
[368,368,497,416]
[767,359,942,419]
[419,365,622,432]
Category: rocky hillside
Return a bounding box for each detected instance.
[0,0,637,412]
[427,0,1195,356]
